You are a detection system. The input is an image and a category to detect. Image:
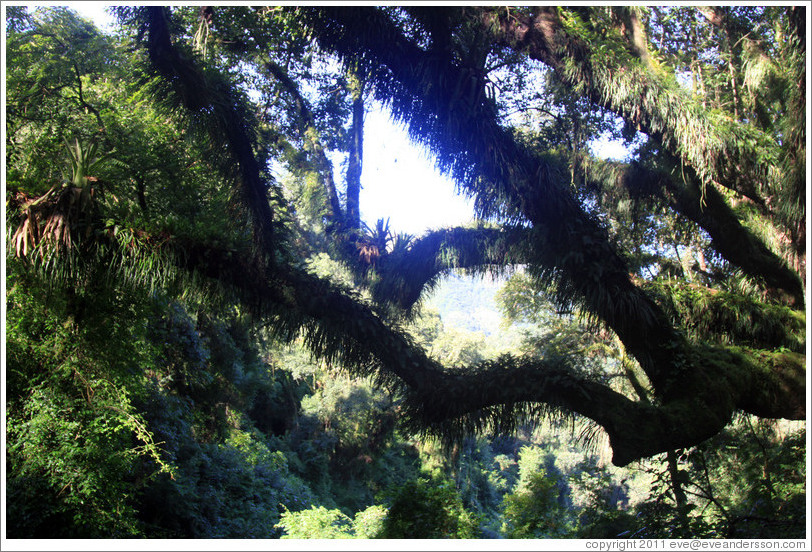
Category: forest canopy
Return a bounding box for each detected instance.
[4,4,807,540]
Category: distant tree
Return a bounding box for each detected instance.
[378,477,480,538]
[501,472,572,538]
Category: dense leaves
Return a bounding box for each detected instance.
[4,5,805,541]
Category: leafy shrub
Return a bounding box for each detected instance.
[378,476,480,538]
[278,506,354,539]
[277,504,387,538]
[6,383,167,538]
[353,504,388,538]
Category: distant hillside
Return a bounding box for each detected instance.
[425,272,506,336]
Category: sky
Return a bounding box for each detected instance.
[48,2,629,237]
[357,110,475,235]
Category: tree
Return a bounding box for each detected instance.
[499,446,575,538]
[378,476,480,538]
[7,6,805,469]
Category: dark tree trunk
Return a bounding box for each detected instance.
[345,77,365,231]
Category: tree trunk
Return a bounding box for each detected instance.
[666,450,691,532]
[345,73,365,231]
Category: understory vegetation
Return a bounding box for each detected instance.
[6,262,805,538]
[4,5,806,540]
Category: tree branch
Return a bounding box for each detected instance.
[479,7,780,214]
[152,232,801,467]
[72,61,106,132]
[117,6,806,467]
[300,5,692,398]
[369,224,528,312]
[612,160,805,306]
[141,7,276,266]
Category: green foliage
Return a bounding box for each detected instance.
[277,504,387,539]
[685,419,806,538]
[278,506,355,539]
[501,472,574,538]
[5,263,171,537]
[5,5,805,541]
[280,365,417,512]
[378,476,480,539]
[137,436,313,538]
[452,438,505,516]
[352,504,389,538]
[571,463,637,538]
[646,280,805,352]
[6,383,166,538]
[62,137,109,187]
[499,445,576,538]
[429,327,487,366]
[6,253,316,538]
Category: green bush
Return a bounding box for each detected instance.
[277,504,387,538]
[378,476,480,538]
[278,506,355,539]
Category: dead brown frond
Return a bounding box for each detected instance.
[11,184,97,258]
[356,241,380,266]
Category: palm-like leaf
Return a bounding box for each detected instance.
[63,137,109,188]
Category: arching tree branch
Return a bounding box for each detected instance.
[157,233,806,467]
[368,224,529,313]
[300,5,693,399]
[111,6,805,468]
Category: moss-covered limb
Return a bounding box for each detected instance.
[149,219,805,460]
[402,343,804,466]
[660,172,804,307]
[301,6,697,397]
[395,347,795,467]
[610,7,652,66]
[28,219,801,467]
[398,354,666,464]
[605,160,805,307]
[735,348,806,421]
[238,271,720,468]
[126,234,751,468]
[367,224,528,313]
[681,343,806,424]
[643,280,806,352]
[479,7,780,211]
[138,7,277,266]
